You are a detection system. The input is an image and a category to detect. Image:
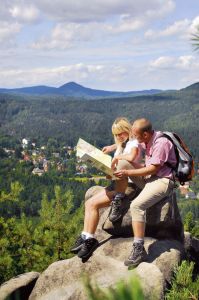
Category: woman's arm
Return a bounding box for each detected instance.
[116,147,138,162]
[102,144,117,154]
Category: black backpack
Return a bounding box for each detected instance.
[160,131,194,185]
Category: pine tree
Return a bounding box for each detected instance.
[184,211,195,232]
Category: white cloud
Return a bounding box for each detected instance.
[107,17,145,34]
[31,0,175,49]
[145,19,190,39]
[145,0,175,18]
[31,22,97,50]
[1,0,176,50]
[177,55,195,68]
[145,15,199,41]
[34,0,175,23]
[189,16,199,34]
[0,63,104,87]
[0,0,198,91]
[0,21,21,44]
[1,56,198,91]
[0,63,127,88]
[149,55,199,74]
[9,4,40,23]
[149,56,175,68]
[0,0,175,26]
[0,1,15,21]
[32,18,146,50]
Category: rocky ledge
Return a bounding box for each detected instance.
[1,185,199,300]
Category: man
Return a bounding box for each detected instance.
[71,118,176,267]
[114,118,177,267]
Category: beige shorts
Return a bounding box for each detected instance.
[116,160,175,222]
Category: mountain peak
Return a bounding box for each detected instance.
[59,82,84,90]
[0,80,165,98]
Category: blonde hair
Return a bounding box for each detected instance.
[112,117,132,144]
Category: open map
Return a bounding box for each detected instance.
[76,138,116,179]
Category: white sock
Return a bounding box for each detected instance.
[134,237,144,244]
[114,192,125,200]
[81,231,94,240]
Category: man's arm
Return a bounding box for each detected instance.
[114,164,161,178]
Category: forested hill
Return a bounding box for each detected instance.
[0,81,162,98]
[0,82,199,159]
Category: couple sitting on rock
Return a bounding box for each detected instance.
[71,117,177,267]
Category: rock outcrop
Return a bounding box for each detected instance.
[1,185,199,300]
[0,272,39,300]
[29,238,184,300]
[28,185,185,300]
[88,184,184,241]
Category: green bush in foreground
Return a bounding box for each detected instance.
[165,260,199,300]
[84,275,144,300]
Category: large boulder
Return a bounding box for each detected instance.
[29,238,184,300]
[86,185,184,241]
[0,272,39,300]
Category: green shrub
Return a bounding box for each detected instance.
[84,275,144,300]
[165,261,199,300]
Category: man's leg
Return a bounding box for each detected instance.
[125,177,174,266]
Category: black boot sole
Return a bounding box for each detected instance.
[70,244,83,254]
[78,242,99,259]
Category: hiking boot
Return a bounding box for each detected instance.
[70,235,85,254]
[78,238,99,259]
[109,193,124,223]
[124,242,146,267]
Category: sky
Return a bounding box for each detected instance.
[0,0,199,91]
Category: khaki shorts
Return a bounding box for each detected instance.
[115,160,175,222]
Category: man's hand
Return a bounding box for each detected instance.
[114,169,128,179]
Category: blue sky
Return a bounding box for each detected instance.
[0,0,199,91]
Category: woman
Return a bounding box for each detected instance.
[70,117,141,260]
[103,117,141,222]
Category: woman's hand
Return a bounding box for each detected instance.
[102,144,116,154]
[111,157,119,170]
[102,145,112,154]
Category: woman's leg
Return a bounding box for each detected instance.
[83,188,114,234]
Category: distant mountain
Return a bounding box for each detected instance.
[0,81,199,158]
[0,81,162,98]
[0,85,58,95]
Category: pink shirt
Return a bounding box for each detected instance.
[144,131,177,179]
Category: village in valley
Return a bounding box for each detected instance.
[2,137,88,177]
[2,137,199,201]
